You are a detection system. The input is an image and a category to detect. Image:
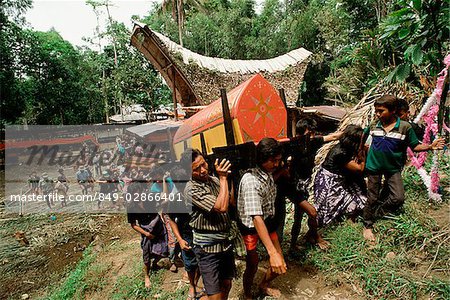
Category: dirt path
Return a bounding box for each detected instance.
[61,217,360,300]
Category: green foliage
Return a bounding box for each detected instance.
[146,0,440,106]
[381,0,450,82]
[100,21,172,114]
[1,1,171,125]
[300,54,331,106]
[321,0,448,104]
[0,0,31,124]
[14,29,94,124]
[1,0,32,24]
[3,0,449,123]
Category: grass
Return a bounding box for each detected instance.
[303,164,450,300]
[45,246,97,300]
[109,267,188,300]
[42,240,189,300]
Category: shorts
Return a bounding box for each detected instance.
[141,236,155,264]
[140,222,169,264]
[181,233,198,273]
[193,246,235,296]
[243,231,278,251]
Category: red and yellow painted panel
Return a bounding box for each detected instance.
[173,74,287,158]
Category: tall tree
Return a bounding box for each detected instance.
[0,0,32,124]
[161,0,207,46]
[16,30,91,124]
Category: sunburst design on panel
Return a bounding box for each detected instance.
[242,93,275,127]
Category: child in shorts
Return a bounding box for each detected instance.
[127,183,168,288]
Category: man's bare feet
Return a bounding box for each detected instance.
[187,286,198,300]
[363,228,376,244]
[306,231,329,250]
[182,271,189,283]
[316,236,330,250]
[144,276,151,289]
[288,244,304,256]
[259,286,282,298]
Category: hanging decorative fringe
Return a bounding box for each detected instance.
[407,54,450,203]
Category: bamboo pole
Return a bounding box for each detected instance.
[19,188,23,217]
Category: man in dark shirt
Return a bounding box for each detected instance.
[164,165,202,299]
[397,98,425,141]
[28,171,40,194]
[76,166,90,195]
[167,210,201,299]
[39,173,54,208]
[97,170,117,209]
[276,118,341,252]
[56,168,69,207]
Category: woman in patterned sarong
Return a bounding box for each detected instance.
[314,125,367,227]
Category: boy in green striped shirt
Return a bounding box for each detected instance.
[362,95,444,243]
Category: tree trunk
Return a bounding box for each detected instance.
[105,2,118,66]
[103,69,109,123]
[177,0,183,47]
[59,107,64,125]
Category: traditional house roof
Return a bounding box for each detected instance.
[130,22,312,106]
[300,105,347,121]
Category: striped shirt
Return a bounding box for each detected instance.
[364,118,419,174]
[237,167,277,229]
[184,176,231,253]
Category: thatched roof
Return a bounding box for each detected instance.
[130,22,312,106]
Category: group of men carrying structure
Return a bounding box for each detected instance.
[128,95,445,300]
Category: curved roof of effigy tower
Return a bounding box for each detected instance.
[130,22,312,106]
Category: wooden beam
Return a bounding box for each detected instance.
[130,27,199,106]
[172,67,179,121]
[200,132,207,155]
[278,88,287,108]
[278,88,292,138]
[166,127,175,162]
[162,63,173,72]
[220,88,235,146]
